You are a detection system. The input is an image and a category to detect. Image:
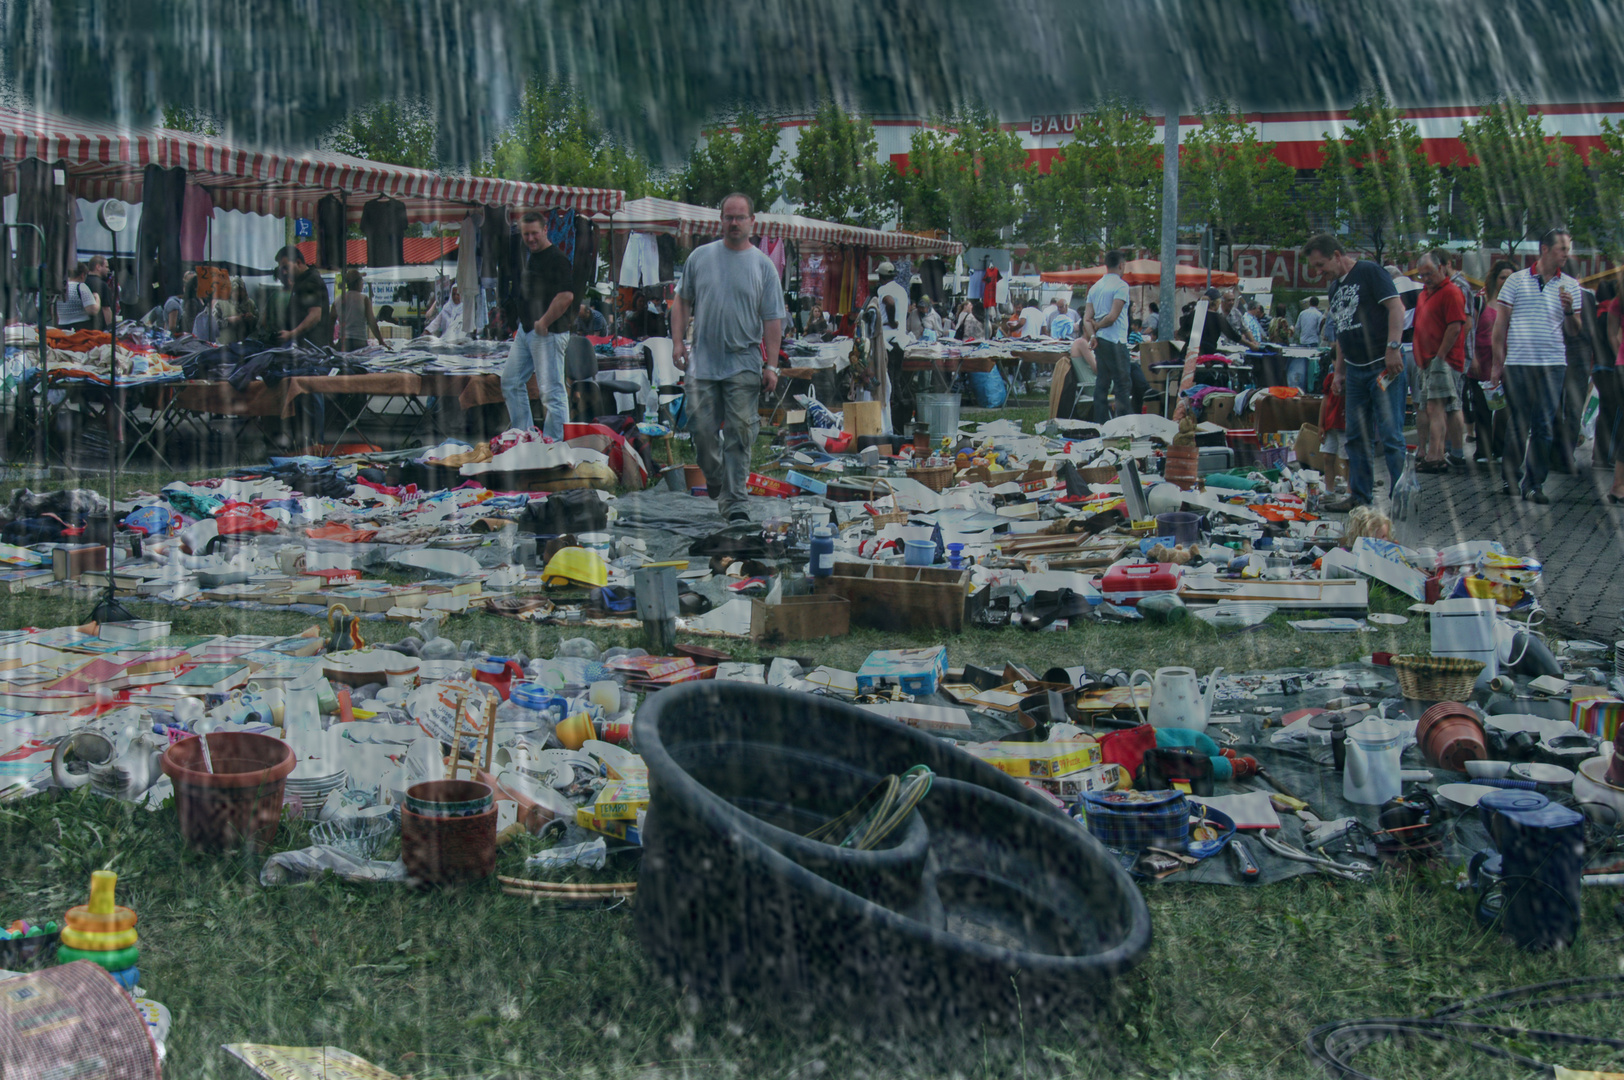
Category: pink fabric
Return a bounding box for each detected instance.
[179,184,214,261]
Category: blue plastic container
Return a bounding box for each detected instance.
[1477,789,1586,950]
[903,538,936,566]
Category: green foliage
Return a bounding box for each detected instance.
[663,110,784,212]
[160,105,219,135]
[1180,104,1303,267]
[1317,90,1437,265]
[322,100,439,170]
[1595,119,1624,258]
[1458,98,1596,255]
[1022,97,1161,270]
[478,77,650,197]
[895,106,1029,249]
[788,100,892,229]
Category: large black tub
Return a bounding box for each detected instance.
[634,682,1152,1027]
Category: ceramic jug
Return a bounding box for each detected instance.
[1129,666,1222,732]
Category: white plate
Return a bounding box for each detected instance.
[1367,613,1408,626]
[1437,782,1499,809]
[1509,762,1576,785]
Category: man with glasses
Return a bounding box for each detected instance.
[671,193,786,524]
[1490,227,1582,504]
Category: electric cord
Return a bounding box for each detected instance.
[1304,974,1624,1079]
[806,765,933,850]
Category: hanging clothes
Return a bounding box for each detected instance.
[316,194,347,270]
[571,217,596,301]
[360,196,408,267]
[890,257,914,292]
[619,231,660,287]
[545,208,576,263]
[178,185,215,262]
[134,164,186,312]
[850,247,870,312]
[481,204,508,281]
[918,258,947,306]
[799,254,826,308]
[981,265,1001,308]
[17,158,74,298]
[457,212,481,335]
[657,234,676,283]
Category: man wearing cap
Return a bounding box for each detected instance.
[873,260,913,434]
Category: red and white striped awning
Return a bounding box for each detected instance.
[598,197,961,256]
[0,107,624,222]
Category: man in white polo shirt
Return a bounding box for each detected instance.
[1490,227,1582,504]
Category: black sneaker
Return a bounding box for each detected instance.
[1527,489,1550,505]
[1501,481,1513,496]
[1447,453,1468,471]
[727,509,752,524]
[1321,494,1367,513]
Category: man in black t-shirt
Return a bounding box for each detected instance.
[85,256,116,330]
[275,245,332,346]
[500,211,576,440]
[1302,233,1406,511]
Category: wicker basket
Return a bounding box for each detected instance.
[1390,654,1485,701]
[1078,465,1118,485]
[842,509,908,532]
[906,463,956,492]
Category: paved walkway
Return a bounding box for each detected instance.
[1389,448,1624,641]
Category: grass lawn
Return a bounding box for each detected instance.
[5,410,1623,1079]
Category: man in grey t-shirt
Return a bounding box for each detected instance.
[672,192,787,523]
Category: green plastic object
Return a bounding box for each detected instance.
[56,944,140,970]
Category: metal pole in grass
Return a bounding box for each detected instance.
[1159,95,1180,351]
[88,200,135,625]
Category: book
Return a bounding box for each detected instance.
[47,658,130,693]
[171,663,250,695]
[96,619,172,645]
[120,648,193,676]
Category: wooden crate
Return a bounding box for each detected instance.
[815,562,971,633]
[751,594,851,643]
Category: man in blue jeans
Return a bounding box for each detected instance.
[671,193,786,524]
[501,210,576,441]
[1302,234,1407,512]
[1490,227,1582,504]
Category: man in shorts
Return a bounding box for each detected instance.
[1411,251,1468,473]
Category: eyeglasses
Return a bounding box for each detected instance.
[722,214,751,223]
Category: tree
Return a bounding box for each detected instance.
[1316,90,1436,266]
[789,101,891,229]
[479,77,650,198]
[1022,97,1160,269]
[1459,98,1598,256]
[1180,105,1303,269]
[1594,119,1624,258]
[160,105,219,135]
[895,106,1029,249]
[664,111,784,211]
[323,101,439,170]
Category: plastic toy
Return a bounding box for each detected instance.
[59,870,140,981]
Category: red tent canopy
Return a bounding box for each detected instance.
[1040,260,1238,288]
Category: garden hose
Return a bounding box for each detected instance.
[805,765,933,851]
[1304,974,1624,1079]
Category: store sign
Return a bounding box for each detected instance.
[1029,114,1085,136]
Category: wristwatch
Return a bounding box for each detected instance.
[1386,340,1402,351]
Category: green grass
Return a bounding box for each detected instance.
[7,411,1623,1078]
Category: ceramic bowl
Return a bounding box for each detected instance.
[1464,759,1511,779]
[1572,755,1624,825]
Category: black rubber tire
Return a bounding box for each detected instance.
[634,682,1152,1027]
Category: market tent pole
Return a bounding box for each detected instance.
[1158,96,1179,338]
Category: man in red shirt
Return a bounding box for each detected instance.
[1413,250,1468,472]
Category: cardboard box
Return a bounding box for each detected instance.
[963,738,1103,779]
[856,646,949,696]
[1034,763,1126,800]
[751,593,851,643]
[859,700,973,734]
[843,401,885,437]
[575,806,643,844]
[1201,393,1238,427]
[1254,394,1324,435]
[592,777,650,821]
[1294,423,1323,465]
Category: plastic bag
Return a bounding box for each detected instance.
[260,845,408,886]
[969,369,1008,408]
[1582,386,1600,441]
[1389,451,1422,548]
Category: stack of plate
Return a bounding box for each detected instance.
[284,762,349,819]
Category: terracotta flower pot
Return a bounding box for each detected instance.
[160,732,295,853]
[683,464,706,491]
[1416,702,1487,772]
[400,780,497,885]
[1163,445,1200,491]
